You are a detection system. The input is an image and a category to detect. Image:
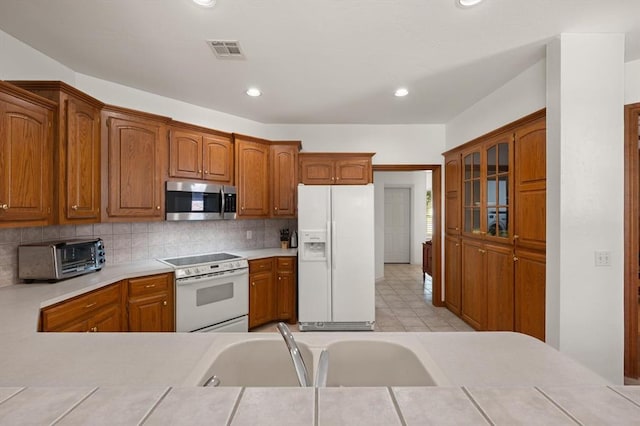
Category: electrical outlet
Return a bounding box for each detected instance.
[246,230,252,240]
[594,251,611,267]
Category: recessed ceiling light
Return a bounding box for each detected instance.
[246,88,262,97]
[193,0,216,8]
[457,0,483,7]
[394,88,409,97]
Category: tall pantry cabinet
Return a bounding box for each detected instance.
[443,110,546,341]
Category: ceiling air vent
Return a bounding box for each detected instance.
[207,40,245,59]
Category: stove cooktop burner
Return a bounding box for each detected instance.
[161,252,241,267]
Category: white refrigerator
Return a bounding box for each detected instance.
[297,184,375,331]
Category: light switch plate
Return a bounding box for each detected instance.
[594,251,611,267]
[246,230,252,239]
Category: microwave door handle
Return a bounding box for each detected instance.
[220,187,225,218]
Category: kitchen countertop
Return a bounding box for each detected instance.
[0,247,631,424]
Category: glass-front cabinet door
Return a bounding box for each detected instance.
[462,149,481,235]
[462,133,513,239]
[485,136,512,239]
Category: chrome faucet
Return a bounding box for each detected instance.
[277,322,311,387]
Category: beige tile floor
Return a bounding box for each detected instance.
[252,263,474,333]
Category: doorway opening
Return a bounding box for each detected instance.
[373,164,442,307]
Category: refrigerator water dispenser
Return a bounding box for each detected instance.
[300,230,327,261]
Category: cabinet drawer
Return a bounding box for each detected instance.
[128,273,171,297]
[276,257,295,272]
[249,258,273,273]
[42,283,121,330]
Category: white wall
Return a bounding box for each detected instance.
[264,124,446,165]
[373,171,428,280]
[546,34,625,384]
[75,74,265,137]
[0,30,75,83]
[445,60,546,150]
[625,58,640,105]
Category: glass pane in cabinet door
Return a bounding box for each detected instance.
[464,155,472,179]
[487,179,497,208]
[473,208,481,234]
[498,207,509,237]
[487,146,496,177]
[498,143,509,173]
[472,152,481,178]
[464,181,471,206]
[498,175,508,205]
[487,206,497,236]
[464,209,472,232]
[473,180,480,205]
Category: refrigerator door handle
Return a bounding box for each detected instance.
[332,221,337,270]
[327,220,332,269]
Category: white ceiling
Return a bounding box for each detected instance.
[1,0,640,124]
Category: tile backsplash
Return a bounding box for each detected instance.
[0,219,297,288]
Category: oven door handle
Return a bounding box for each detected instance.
[175,268,248,286]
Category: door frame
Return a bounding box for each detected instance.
[373,164,443,307]
[624,103,640,378]
[383,186,412,264]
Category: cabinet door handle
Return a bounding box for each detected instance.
[252,282,255,286]
[71,205,78,210]
[274,207,278,211]
[85,303,97,309]
[91,326,98,332]
[336,177,340,181]
[478,249,486,254]
[145,284,156,288]
[278,276,282,281]
[156,206,161,210]
[204,170,209,174]
[0,204,8,210]
[198,169,202,173]
[163,300,168,306]
[513,256,519,262]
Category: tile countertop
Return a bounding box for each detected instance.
[0,246,630,423]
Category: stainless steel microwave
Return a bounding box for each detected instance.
[18,238,106,282]
[165,181,237,221]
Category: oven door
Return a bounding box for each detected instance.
[175,268,248,332]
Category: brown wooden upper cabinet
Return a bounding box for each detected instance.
[234,134,271,218]
[168,121,233,184]
[299,153,374,185]
[102,106,169,221]
[0,82,56,228]
[270,142,300,217]
[10,81,104,224]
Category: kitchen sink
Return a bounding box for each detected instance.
[324,340,436,387]
[197,339,314,387]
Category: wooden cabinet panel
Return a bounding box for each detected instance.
[8,81,103,225]
[64,96,101,221]
[444,235,461,315]
[276,256,296,323]
[515,248,546,341]
[515,117,546,251]
[169,129,202,180]
[127,273,174,332]
[0,85,54,227]
[168,124,233,184]
[103,108,167,220]
[128,293,172,332]
[270,144,298,217]
[203,134,233,183]
[461,239,487,330]
[335,158,371,184]
[249,270,275,329]
[444,154,461,235]
[235,136,270,218]
[299,153,373,185]
[485,243,514,331]
[299,156,334,185]
[41,282,123,332]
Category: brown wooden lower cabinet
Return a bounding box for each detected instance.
[514,248,546,341]
[249,257,297,330]
[444,235,461,316]
[40,273,175,333]
[461,239,487,330]
[40,282,124,332]
[127,273,175,332]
